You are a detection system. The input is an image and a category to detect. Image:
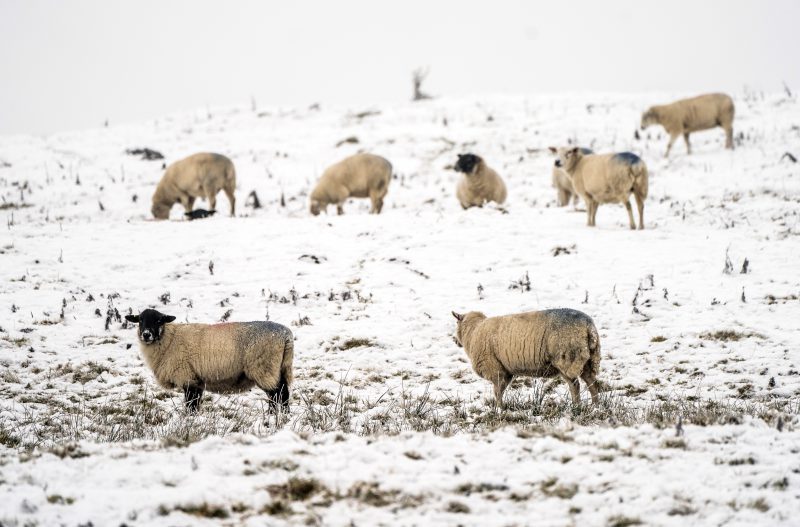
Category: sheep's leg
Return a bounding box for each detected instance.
[560,374,581,405]
[585,199,595,227]
[492,372,512,409]
[183,384,204,413]
[336,203,344,215]
[724,126,734,149]
[665,134,678,157]
[207,192,217,212]
[580,371,599,405]
[557,188,569,207]
[224,186,236,216]
[263,374,290,414]
[179,195,194,213]
[635,193,645,230]
[590,201,599,227]
[624,199,636,230]
[683,132,691,154]
[263,388,282,413]
[370,193,384,214]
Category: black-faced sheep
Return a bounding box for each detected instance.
[454,153,507,209]
[553,147,648,229]
[151,153,236,219]
[641,93,735,157]
[125,309,293,412]
[309,153,392,215]
[452,308,601,406]
[549,146,593,207]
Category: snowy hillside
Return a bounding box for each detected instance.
[1,92,799,525]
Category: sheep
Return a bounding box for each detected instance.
[553,147,648,229]
[548,147,593,207]
[309,153,392,215]
[451,308,601,406]
[151,153,236,219]
[454,153,507,209]
[641,93,735,157]
[125,308,293,412]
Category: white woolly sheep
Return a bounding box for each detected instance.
[553,147,648,229]
[125,309,293,412]
[454,153,507,209]
[310,153,392,215]
[151,153,236,219]
[452,308,601,406]
[641,93,735,157]
[549,147,593,207]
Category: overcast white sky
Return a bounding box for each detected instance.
[0,0,797,135]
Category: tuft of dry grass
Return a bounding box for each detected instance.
[338,338,375,350]
[607,515,642,527]
[700,330,762,342]
[0,380,796,452]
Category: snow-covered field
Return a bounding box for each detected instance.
[1,92,799,525]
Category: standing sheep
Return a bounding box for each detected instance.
[151,153,236,219]
[641,93,735,157]
[451,308,601,406]
[553,147,648,229]
[454,153,507,209]
[125,309,293,412]
[549,147,593,207]
[309,153,392,215]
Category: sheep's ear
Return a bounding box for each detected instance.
[452,311,464,321]
[160,315,176,324]
[548,146,558,154]
[569,147,579,155]
[125,315,139,323]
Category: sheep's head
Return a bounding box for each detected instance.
[640,108,658,130]
[309,200,322,216]
[125,309,176,344]
[552,147,583,174]
[451,311,465,347]
[454,153,482,175]
[451,310,485,348]
[151,201,171,220]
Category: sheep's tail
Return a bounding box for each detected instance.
[276,336,294,407]
[631,161,648,200]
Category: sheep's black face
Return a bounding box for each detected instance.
[125,309,176,344]
[454,153,481,175]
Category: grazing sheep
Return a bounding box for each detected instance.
[549,147,593,207]
[151,153,236,219]
[451,308,601,406]
[125,309,293,412]
[454,153,507,209]
[641,93,735,157]
[309,153,392,215]
[553,147,648,229]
